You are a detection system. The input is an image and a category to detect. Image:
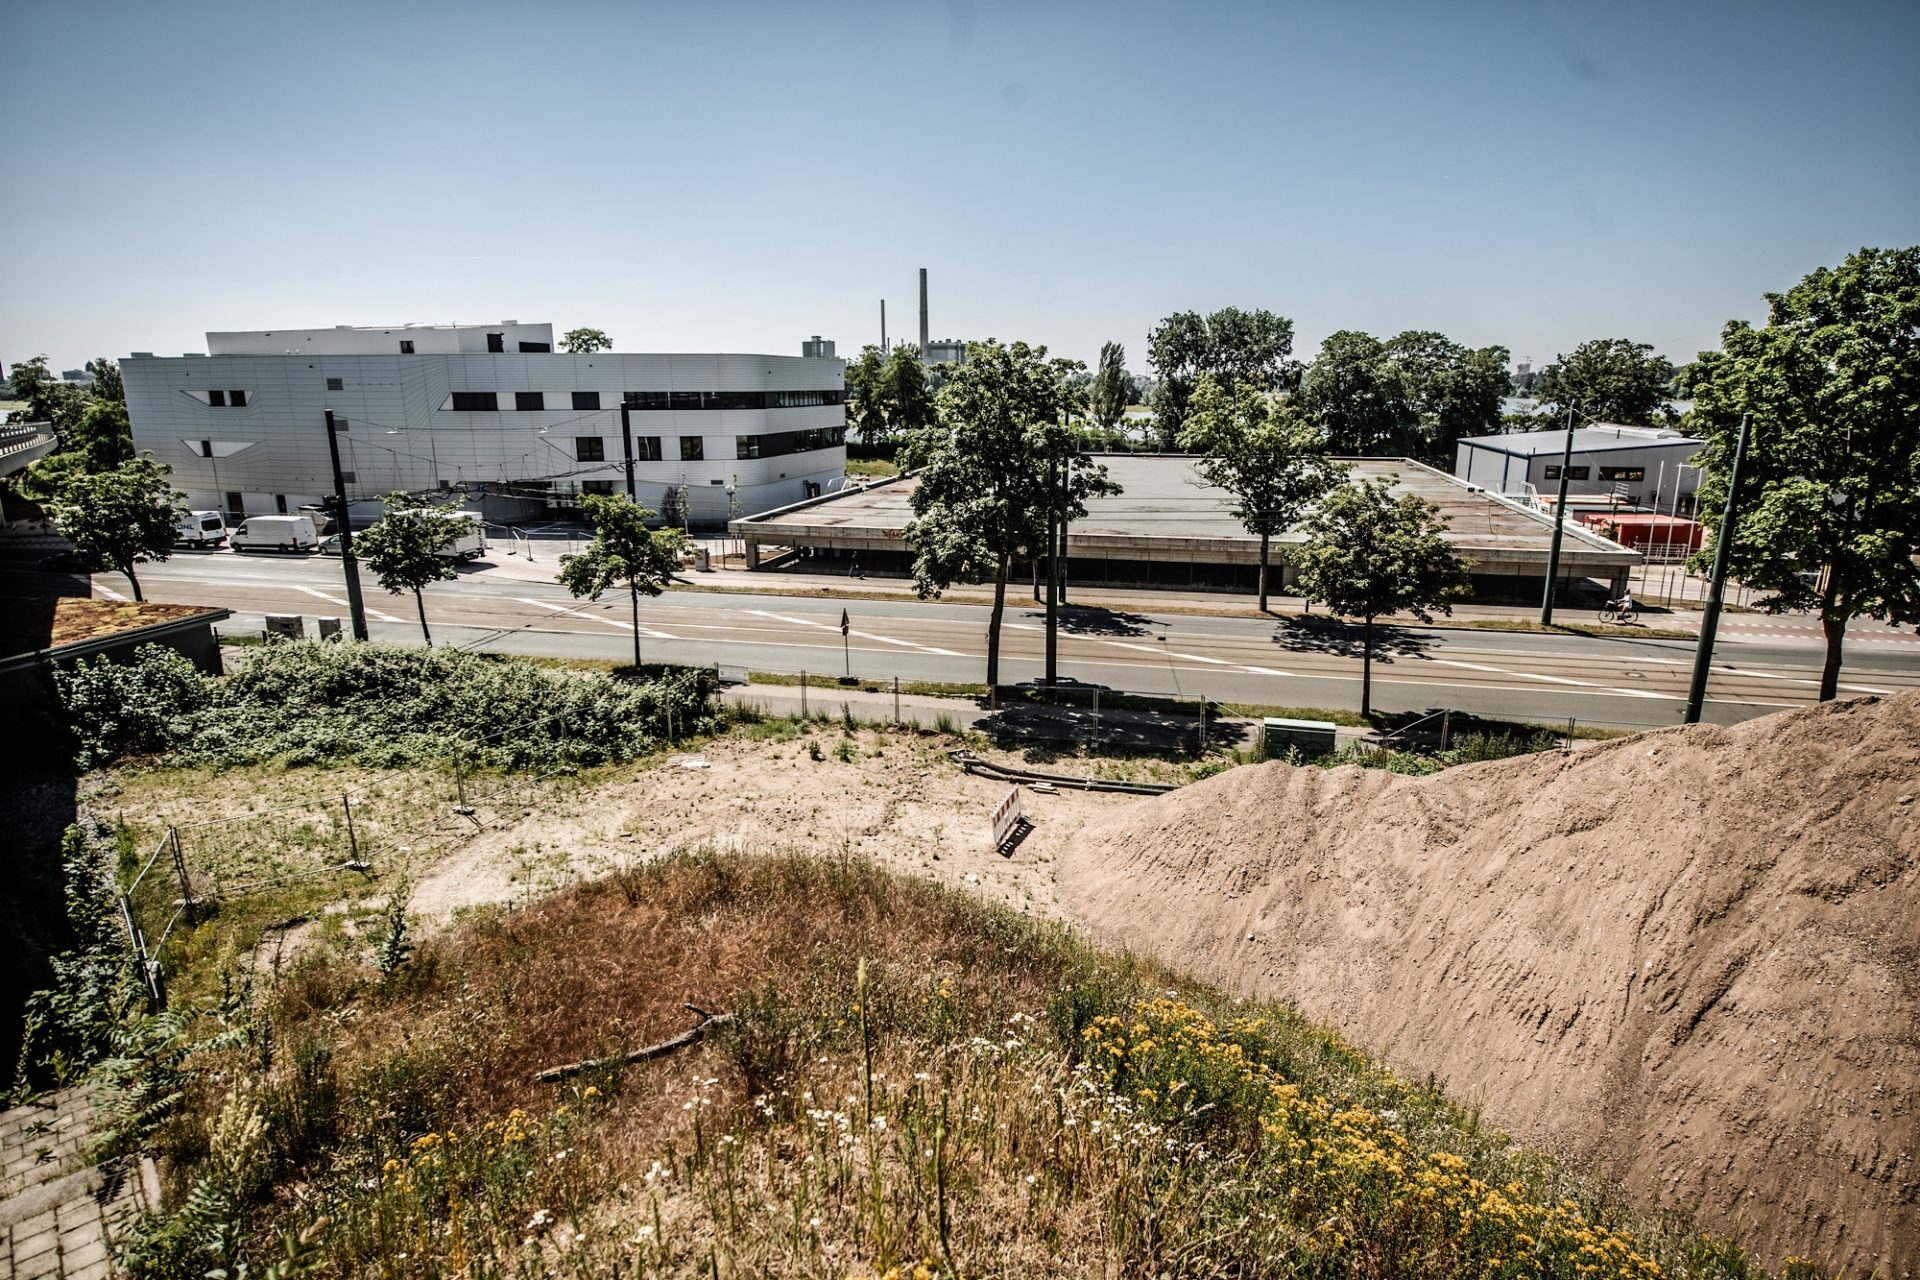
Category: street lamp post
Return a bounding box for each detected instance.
[1538,404,1580,626]
[1683,413,1751,724]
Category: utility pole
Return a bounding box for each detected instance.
[323,411,370,641]
[618,399,638,499]
[1538,403,1579,625]
[1684,413,1750,724]
[1044,456,1059,686]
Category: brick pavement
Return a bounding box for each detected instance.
[0,1087,155,1280]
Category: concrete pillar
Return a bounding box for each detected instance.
[746,539,761,570]
[1610,567,1630,597]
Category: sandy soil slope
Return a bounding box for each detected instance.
[1059,692,1920,1277]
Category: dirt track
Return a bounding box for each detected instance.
[1058,692,1920,1277]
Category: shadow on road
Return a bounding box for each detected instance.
[1269,615,1436,664]
[1052,605,1156,637]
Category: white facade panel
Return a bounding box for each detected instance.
[126,333,846,523]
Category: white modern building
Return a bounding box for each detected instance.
[1453,424,1704,513]
[122,322,847,524]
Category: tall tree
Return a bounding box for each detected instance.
[1384,331,1512,465]
[1537,339,1675,425]
[85,357,124,403]
[23,400,136,500]
[1681,245,1920,701]
[1089,341,1131,441]
[50,454,183,602]
[902,340,1118,688]
[559,328,612,354]
[558,493,684,669]
[352,494,474,646]
[843,345,890,449]
[1299,331,1418,455]
[1178,373,1345,612]
[1147,307,1297,447]
[881,344,936,439]
[5,354,92,446]
[1292,477,1472,717]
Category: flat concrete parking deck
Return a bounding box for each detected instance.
[733,455,1640,596]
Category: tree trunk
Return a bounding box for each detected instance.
[1817,568,1844,701]
[414,588,432,646]
[630,582,643,669]
[123,564,144,602]
[1361,615,1374,719]
[1257,532,1270,613]
[987,551,1009,691]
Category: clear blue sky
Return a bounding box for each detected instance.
[4,0,1916,377]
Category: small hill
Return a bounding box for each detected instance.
[1059,692,1920,1277]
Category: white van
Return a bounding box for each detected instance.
[396,508,487,561]
[230,514,320,553]
[174,510,228,547]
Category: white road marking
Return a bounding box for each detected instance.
[295,585,402,623]
[745,608,963,656]
[515,596,676,638]
[91,580,129,601]
[1424,656,1667,699]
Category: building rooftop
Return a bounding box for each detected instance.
[1457,424,1701,455]
[738,455,1635,569]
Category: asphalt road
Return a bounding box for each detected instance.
[88,550,1920,731]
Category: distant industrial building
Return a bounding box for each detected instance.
[801,336,837,359]
[1454,424,1704,514]
[122,322,847,525]
[733,455,1641,599]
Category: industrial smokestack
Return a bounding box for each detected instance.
[918,268,929,354]
[880,299,887,353]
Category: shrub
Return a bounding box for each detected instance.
[53,644,211,768]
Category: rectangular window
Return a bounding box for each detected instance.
[515,391,545,411]
[1599,466,1646,482]
[325,377,344,391]
[575,436,605,462]
[339,471,356,484]
[224,491,243,515]
[229,390,248,407]
[670,391,706,411]
[207,389,226,407]
[450,392,499,411]
[736,435,761,459]
[623,390,671,410]
[1543,465,1590,481]
[518,341,552,353]
[572,391,600,411]
[582,480,616,496]
[199,440,212,457]
[487,333,505,353]
[679,435,704,461]
[333,417,349,432]
[399,340,415,354]
[636,436,662,461]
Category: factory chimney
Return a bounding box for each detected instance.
[880,299,887,353]
[918,268,929,354]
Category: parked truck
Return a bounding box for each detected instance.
[174,510,229,547]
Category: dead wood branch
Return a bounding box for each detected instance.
[533,1003,734,1084]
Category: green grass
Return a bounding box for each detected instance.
[844,458,900,478]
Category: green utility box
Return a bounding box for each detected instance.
[1263,716,1338,755]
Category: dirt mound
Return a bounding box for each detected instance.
[1058,692,1920,1277]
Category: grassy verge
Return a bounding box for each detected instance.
[845,458,900,478]
[116,851,1808,1279]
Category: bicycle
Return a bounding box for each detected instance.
[1599,599,1639,624]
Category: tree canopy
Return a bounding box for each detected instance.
[558,492,684,669]
[353,494,474,646]
[50,454,183,602]
[1384,331,1511,464]
[1292,477,1472,717]
[1537,339,1674,425]
[844,345,891,449]
[85,356,124,403]
[1680,245,1920,700]
[5,354,92,447]
[1178,373,1344,611]
[560,328,613,354]
[902,340,1118,687]
[1298,331,1417,456]
[1089,341,1132,439]
[1147,308,1297,447]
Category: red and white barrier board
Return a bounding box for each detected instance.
[991,786,1025,848]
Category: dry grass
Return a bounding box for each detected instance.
[125,852,1819,1279]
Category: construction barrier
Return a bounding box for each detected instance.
[991,786,1026,850]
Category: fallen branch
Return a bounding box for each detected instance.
[533,1004,735,1084]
